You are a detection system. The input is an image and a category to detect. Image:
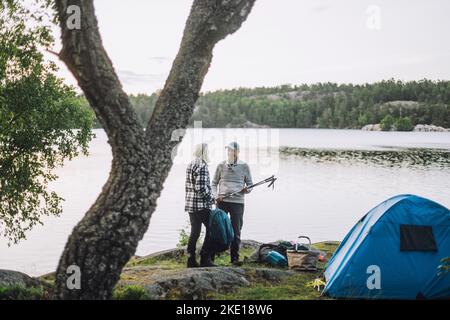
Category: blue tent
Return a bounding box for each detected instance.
[323,194,450,299]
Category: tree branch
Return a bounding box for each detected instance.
[54,0,144,158]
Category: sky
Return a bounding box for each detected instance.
[48,0,450,94]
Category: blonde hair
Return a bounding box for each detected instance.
[193,143,209,162]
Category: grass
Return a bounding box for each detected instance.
[213,273,325,300]
[0,285,49,300]
[312,241,340,254]
[214,247,256,266]
[127,257,184,269]
[112,285,151,300]
[210,241,340,300]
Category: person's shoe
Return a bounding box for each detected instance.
[231,259,243,266]
[200,254,217,267]
[187,256,199,268]
[200,260,217,267]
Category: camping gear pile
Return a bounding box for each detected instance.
[255,237,325,271]
[256,241,292,267]
[323,194,450,300]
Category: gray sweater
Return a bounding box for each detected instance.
[212,160,253,204]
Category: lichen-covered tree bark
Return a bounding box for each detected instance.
[52,0,255,299]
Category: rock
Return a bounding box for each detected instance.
[119,266,249,299]
[413,124,450,132]
[118,265,293,300]
[0,269,42,288]
[225,120,270,128]
[134,247,186,262]
[362,123,450,132]
[253,268,296,282]
[361,124,381,131]
[241,120,270,128]
[381,101,420,109]
[240,239,263,250]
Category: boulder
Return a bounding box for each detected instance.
[253,268,296,282]
[362,123,450,132]
[225,120,270,128]
[119,265,293,300]
[134,247,186,262]
[0,269,41,288]
[120,266,249,299]
[361,124,381,131]
[240,239,263,250]
[413,124,450,132]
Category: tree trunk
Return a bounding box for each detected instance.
[53,0,255,299]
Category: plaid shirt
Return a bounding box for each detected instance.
[185,158,214,213]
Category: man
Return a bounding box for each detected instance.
[185,143,216,268]
[212,142,253,266]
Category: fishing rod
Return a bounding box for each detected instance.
[220,175,277,199]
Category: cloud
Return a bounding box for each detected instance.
[311,2,331,13]
[148,56,172,64]
[118,70,167,85]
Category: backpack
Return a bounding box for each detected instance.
[208,208,234,252]
[257,241,295,264]
[265,250,288,267]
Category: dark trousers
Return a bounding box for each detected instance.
[187,208,211,257]
[218,201,244,261]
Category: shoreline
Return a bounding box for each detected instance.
[1,240,340,300]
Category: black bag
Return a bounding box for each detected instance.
[257,241,295,263]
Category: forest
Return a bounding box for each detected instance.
[82,79,450,130]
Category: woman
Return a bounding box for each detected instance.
[184,143,216,267]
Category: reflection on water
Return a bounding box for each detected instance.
[1,129,449,276]
[280,147,450,169]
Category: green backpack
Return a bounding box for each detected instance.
[209,209,234,253]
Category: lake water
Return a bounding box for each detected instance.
[1,128,449,276]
